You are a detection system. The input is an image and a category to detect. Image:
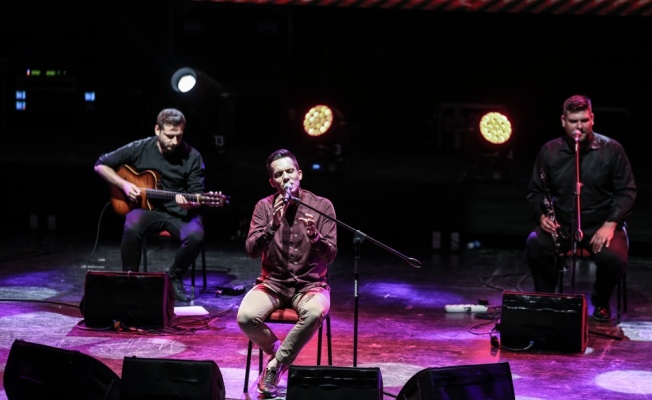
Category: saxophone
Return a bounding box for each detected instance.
[539,168,565,263]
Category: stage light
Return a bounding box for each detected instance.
[479,112,512,145]
[170,67,226,95]
[300,103,348,175]
[438,103,514,181]
[169,67,232,167]
[171,67,198,93]
[303,104,334,137]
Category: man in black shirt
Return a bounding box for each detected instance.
[94,108,208,302]
[525,94,636,322]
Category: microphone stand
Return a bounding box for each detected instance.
[570,137,584,293]
[570,134,622,341]
[290,194,422,367]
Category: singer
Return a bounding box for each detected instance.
[525,94,636,322]
[236,148,337,398]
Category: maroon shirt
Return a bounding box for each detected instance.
[245,189,337,297]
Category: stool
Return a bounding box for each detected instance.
[559,248,627,321]
[142,230,207,299]
[242,308,333,393]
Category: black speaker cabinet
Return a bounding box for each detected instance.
[80,271,175,328]
[120,357,225,400]
[287,365,383,400]
[396,362,515,400]
[3,339,121,400]
[500,290,588,353]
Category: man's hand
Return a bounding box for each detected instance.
[590,222,617,253]
[539,214,559,235]
[298,213,317,238]
[176,194,199,210]
[271,194,287,229]
[123,182,141,203]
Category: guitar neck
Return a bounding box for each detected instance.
[143,188,199,203]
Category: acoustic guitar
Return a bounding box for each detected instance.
[109,165,229,216]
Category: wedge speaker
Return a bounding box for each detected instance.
[396,362,515,400]
[3,339,120,400]
[120,356,225,400]
[500,290,588,353]
[287,365,383,400]
[80,271,175,328]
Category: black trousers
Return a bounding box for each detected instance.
[525,225,628,308]
[120,209,204,276]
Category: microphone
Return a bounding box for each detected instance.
[573,129,582,143]
[282,182,293,204]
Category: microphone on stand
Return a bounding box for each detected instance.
[573,129,582,143]
[282,182,293,204]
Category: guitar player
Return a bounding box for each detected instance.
[94,108,207,302]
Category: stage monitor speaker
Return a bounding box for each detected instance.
[3,339,121,400]
[120,356,225,400]
[80,271,175,328]
[396,362,515,400]
[500,290,588,353]
[287,365,383,400]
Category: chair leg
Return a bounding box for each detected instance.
[201,245,207,291]
[190,245,207,299]
[316,314,333,366]
[616,271,627,322]
[190,260,196,300]
[317,325,323,365]
[142,237,148,273]
[623,273,628,313]
[244,340,254,393]
[326,314,333,365]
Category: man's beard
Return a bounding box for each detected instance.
[161,144,178,155]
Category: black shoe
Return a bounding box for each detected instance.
[168,275,190,302]
[593,307,611,322]
[257,362,288,398]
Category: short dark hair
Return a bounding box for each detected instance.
[266,149,300,178]
[563,95,592,114]
[157,108,186,130]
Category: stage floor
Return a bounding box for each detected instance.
[1,231,651,399]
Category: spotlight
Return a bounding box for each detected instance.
[438,103,514,180]
[300,103,348,175]
[170,67,226,95]
[479,112,512,145]
[303,104,335,137]
[171,67,198,93]
[169,67,232,167]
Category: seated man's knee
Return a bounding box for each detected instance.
[186,231,204,245]
[236,309,261,329]
[122,225,139,241]
[301,303,328,325]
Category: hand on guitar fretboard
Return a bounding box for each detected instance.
[109,165,230,215]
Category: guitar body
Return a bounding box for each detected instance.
[109,165,228,216]
[110,165,160,216]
